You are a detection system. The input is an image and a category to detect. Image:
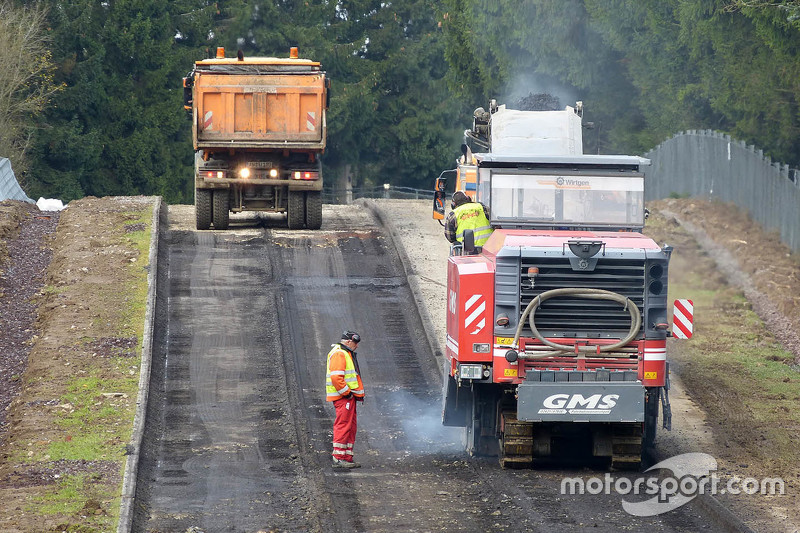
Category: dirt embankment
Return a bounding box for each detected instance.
[0,197,155,533]
[652,198,800,360]
[0,202,58,435]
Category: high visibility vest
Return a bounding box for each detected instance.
[326,344,365,402]
[454,202,493,246]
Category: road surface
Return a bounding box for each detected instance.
[131,204,724,532]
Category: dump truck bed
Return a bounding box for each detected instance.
[192,59,327,150]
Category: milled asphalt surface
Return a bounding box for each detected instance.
[122,202,753,533]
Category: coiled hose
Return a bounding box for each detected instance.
[509,288,641,358]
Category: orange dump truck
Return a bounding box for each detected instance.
[183,47,329,230]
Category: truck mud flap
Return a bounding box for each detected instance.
[517,382,644,423]
[441,362,470,427]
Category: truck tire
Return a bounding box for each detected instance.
[287,190,305,229]
[212,189,230,230]
[196,189,212,230]
[305,191,322,230]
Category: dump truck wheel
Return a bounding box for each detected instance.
[195,189,212,230]
[305,191,322,230]
[212,189,230,230]
[288,191,305,229]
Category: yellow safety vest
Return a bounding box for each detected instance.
[326,344,364,401]
[454,202,493,246]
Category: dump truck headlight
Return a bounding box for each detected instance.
[239,168,251,178]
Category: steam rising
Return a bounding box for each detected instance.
[504,73,578,111]
[387,390,462,454]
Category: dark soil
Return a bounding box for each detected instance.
[0,201,58,442]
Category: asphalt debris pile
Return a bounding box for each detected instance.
[514,92,561,111]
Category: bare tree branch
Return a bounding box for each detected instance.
[724,1,800,13]
[0,1,62,172]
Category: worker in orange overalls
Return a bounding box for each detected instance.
[326,330,365,469]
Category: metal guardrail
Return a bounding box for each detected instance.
[645,130,800,254]
[323,185,435,204]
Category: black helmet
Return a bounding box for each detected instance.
[452,191,470,208]
[341,330,361,343]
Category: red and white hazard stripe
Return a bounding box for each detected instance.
[644,346,666,361]
[672,299,694,339]
[464,294,486,335]
[446,334,459,354]
[204,110,213,131]
[307,111,316,131]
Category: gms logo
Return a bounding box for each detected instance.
[538,393,619,415]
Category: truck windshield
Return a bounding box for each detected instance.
[489,172,645,228]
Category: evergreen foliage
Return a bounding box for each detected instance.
[7,1,800,200]
[442,0,800,165]
[223,0,464,189]
[27,0,231,202]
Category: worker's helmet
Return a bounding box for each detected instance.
[341,330,361,343]
[452,191,470,208]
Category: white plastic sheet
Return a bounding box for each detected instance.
[36,197,66,211]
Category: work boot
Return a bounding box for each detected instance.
[332,458,361,469]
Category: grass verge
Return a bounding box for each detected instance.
[0,198,154,532]
[647,210,800,474]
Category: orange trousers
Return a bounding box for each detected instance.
[332,397,358,462]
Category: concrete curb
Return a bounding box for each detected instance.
[693,493,756,533]
[117,197,164,533]
[358,199,444,373]
[651,448,755,533]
